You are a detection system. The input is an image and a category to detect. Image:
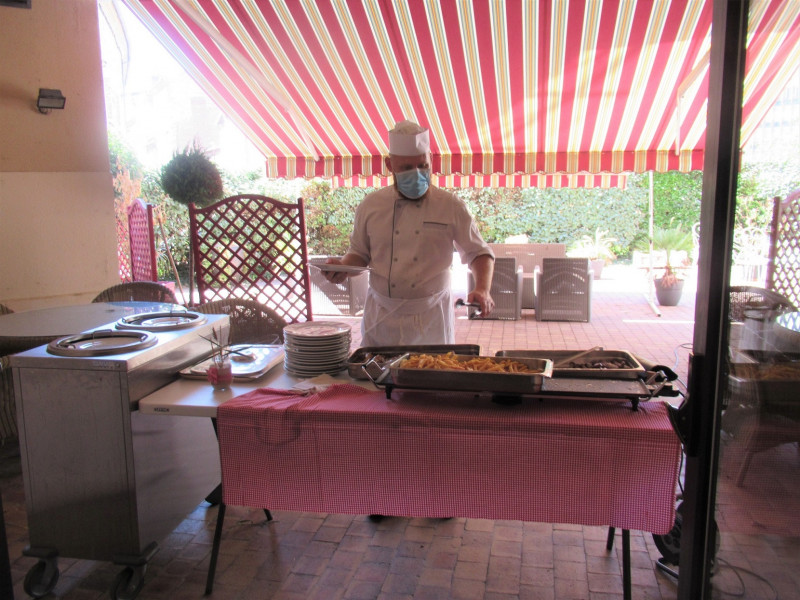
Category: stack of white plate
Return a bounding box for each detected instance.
[283,321,352,377]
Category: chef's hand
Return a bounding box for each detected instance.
[468,289,494,317]
[322,257,349,284]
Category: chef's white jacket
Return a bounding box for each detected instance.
[346,185,493,345]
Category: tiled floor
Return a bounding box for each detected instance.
[2,266,792,600]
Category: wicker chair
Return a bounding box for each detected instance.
[467,257,523,320]
[534,258,592,322]
[193,298,287,345]
[92,281,179,304]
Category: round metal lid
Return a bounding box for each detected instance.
[115,311,207,331]
[47,330,158,356]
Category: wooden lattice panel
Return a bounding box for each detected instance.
[127,199,158,282]
[767,190,800,308]
[189,195,313,323]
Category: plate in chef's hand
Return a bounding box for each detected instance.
[309,259,369,273]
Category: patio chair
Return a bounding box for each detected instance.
[189,195,312,324]
[127,198,159,282]
[467,257,523,320]
[724,286,799,486]
[534,258,592,322]
[92,281,179,304]
[309,258,369,316]
[193,298,287,344]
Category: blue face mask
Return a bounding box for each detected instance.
[395,168,430,199]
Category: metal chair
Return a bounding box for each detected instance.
[194,298,287,344]
[92,281,179,304]
[534,258,592,322]
[309,258,369,316]
[467,257,522,320]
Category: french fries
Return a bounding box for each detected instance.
[401,351,537,373]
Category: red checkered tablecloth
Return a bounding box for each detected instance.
[217,384,681,534]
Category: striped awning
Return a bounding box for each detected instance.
[120,0,800,187]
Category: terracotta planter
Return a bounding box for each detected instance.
[655,278,684,306]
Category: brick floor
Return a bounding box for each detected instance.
[2,266,796,599]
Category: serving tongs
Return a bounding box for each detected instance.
[552,346,604,368]
[455,298,482,317]
[361,352,410,387]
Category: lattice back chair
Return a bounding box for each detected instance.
[467,257,522,320]
[189,195,313,324]
[127,198,159,282]
[92,281,179,304]
[194,298,287,345]
[534,257,592,322]
[766,189,800,308]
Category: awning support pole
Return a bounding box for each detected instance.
[647,170,662,317]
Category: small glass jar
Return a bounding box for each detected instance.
[207,356,233,391]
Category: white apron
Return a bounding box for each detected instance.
[361,287,454,347]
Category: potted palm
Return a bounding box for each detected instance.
[650,225,694,306]
[568,228,616,279]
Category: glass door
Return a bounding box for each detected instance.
[678,1,800,598]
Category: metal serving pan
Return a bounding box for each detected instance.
[346,344,480,379]
[370,353,553,394]
[496,349,645,379]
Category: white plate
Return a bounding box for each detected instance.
[309,260,369,274]
[284,321,352,338]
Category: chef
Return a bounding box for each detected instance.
[322,119,495,346]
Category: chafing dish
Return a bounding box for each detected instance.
[496,349,645,379]
[364,352,553,394]
[346,344,480,379]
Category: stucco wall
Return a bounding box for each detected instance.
[0,0,118,310]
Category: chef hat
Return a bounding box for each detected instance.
[388,120,430,156]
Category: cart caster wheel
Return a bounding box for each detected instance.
[110,565,145,600]
[23,559,60,598]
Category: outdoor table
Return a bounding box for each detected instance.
[139,368,681,600]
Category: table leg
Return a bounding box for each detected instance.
[205,502,226,595]
[622,529,631,600]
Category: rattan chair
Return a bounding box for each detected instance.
[534,257,592,322]
[92,281,179,304]
[467,257,523,320]
[194,298,287,344]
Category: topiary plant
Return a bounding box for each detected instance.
[160,142,224,207]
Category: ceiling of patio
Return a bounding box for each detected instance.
[119,1,799,187]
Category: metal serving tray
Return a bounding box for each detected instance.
[346,344,480,379]
[496,349,645,379]
[372,353,553,394]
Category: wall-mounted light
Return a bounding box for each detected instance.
[37,88,66,114]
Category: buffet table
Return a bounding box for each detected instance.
[139,365,681,600]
